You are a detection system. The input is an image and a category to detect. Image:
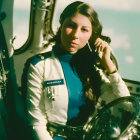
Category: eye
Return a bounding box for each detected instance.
[81,28,89,32]
[66,23,75,28]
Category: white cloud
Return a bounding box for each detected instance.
[13,33,28,50]
[14,0,31,9]
[56,0,140,12]
[102,28,131,50]
[125,56,134,63]
[14,0,140,12]
[13,22,29,49]
[89,0,140,12]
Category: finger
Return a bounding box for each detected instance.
[103,44,111,53]
[95,38,111,54]
[95,41,102,49]
[95,41,103,52]
[94,38,102,46]
[100,45,104,52]
[96,44,104,53]
[101,41,110,52]
[99,42,106,52]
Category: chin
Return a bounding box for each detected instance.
[68,48,78,54]
[68,50,77,54]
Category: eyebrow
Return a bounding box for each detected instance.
[68,18,91,28]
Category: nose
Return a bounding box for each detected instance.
[72,28,79,39]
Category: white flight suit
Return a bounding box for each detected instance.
[25,51,130,140]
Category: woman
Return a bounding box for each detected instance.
[22,1,130,140]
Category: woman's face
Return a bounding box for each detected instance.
[60,13,92,54]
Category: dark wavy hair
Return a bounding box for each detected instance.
[47,1,111,46]
[46,1,112,104]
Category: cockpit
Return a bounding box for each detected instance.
[0,0,140,139]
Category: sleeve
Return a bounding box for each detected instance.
[96,71,130,108]
[26,63,53,140]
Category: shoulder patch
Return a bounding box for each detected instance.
[31,51,52,65]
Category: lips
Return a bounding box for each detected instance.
[70,41,78,47]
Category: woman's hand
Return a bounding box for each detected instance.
[94,38,117,74]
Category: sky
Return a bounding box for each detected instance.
[13,0,140,82]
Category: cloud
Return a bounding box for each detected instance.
[88,0,140,12]
[125,56,134,64]
[14,0,31,9]
[14,0,140,12]
[13,33,27,50]
[56,0,140,12]
[102,28,131,50]
[13,21,29,49]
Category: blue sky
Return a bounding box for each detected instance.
[52,0,140,82]
[97,9,140,81]
[14,0,140,81]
